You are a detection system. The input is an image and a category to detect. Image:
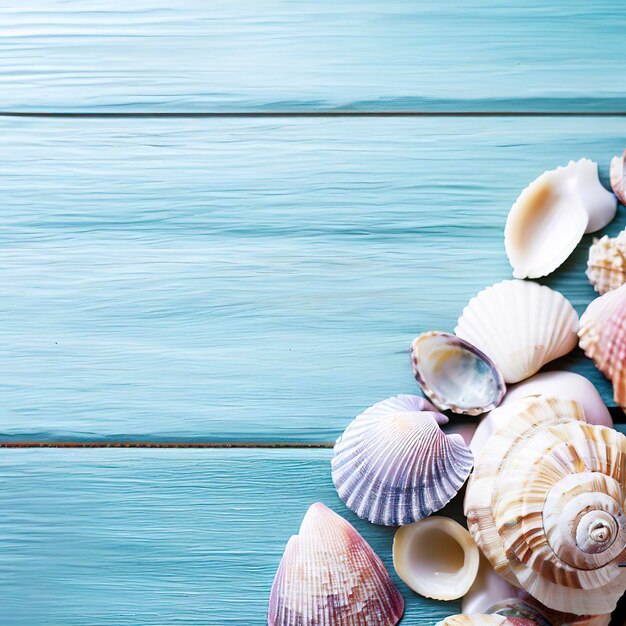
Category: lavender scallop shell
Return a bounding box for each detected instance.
[268,502,404,626]
[332,395,474,526]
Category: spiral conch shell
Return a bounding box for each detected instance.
[586,228,626,295]
[464,396,626,615]
[579,282,626,408]
[332,395,473,525]
[268,503,404,626]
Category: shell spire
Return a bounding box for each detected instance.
[332,395,473,526]
[268,503,404,626]
[464,396,626,615]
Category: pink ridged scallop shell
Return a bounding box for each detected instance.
[579,283,626,408]
[268,503,404,626]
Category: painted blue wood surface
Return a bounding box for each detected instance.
[1,1,625,112]
[1,116,624,441]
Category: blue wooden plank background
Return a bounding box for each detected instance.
[1,116,624,441]
[0,0,625,112]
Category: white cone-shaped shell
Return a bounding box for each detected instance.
[392,516,479,601]
[436,615,534,626]
[410,332,506,416]
[462,555,519,615]
[505,160,616,279]
[610,150,626,205]
[587,229,626,295]
[464,396,626,615]
[455,280,578,384]
[332,395,473,526]
[268,503,404,626]
[470,371,612,456]
[579,283,626,408]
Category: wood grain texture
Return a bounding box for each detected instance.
[1,0,625,113]
[1,116,625,442]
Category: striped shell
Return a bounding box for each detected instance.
[455,280,578,384]
[586,229,626,295]
[332,395,473,526]
[410,332,505,415]
[268,503,404,626]
[436,615,537,626]
[579,283,626,408]
[464,396,626,615]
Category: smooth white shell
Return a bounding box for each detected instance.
[455,280,578,384]
[504,160,616,279]
[332,395,473,526]
[393,516,479,601]
[268,503,404,626]
[410,332,506,415]
[469,371,612,457]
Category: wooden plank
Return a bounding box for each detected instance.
[1,445,625,625]
[1,1,625,113]
[1,116,624,442]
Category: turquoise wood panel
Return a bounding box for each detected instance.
[1,1,625,113]
[1,116,625,442]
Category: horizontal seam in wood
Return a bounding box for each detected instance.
[0,442,335,449]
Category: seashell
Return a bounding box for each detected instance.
[410,331,506,415]
[464,396,626,615]
[392,516,479,601]
[436,615,537,626]
[332,395,473,526]
[505,159,616,279]
[470,371,612,456]
[455,280,578,384]
[486,599,550,626]
[586,228,626,295]
[462,555,519,615]
[610,150,626,205]
[268,502,404,626]
[579,283,626,408]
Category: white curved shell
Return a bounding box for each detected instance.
[587,229,626,295]
[504,160,616,279]
[455,280,578,384]
[464,396,626,615]
[410,332,505,415]
[470,371,612,456]
[392,516,479,601]
[462,555,519,615]
[332,395,473,526]
[610,150,626,205]
[268,503,404,626]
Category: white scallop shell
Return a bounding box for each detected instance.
[332,395,473,526]
[464,396,626,615]
[268,502,404,626]
[410,332,506,416]
[504,160,616,279]
[469,371,612,457]
[455,280,578,384]
[586,229,626,295]
[610,150,626,205]
[393,516,479,601]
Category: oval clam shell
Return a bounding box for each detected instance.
[393,516,479,601]
[332,395,473,526]
[455,280,578,384]
[410,332,505,416]
[268,503,404,626]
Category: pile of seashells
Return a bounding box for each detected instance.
[268,153,626,626]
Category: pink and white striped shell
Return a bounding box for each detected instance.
[268,503,404,626]
[332,395,473,526]
[579,282,626,409]
[587,229,626,295]
[464,396,626,615]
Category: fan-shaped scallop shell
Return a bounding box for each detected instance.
[455,280,578,384]
[610,150,626,205]
[505,159,616,279]
[587,228,626,295]
[410,332,506,415]
[464,396,626,615]
[268,502,404,626]
[436,615,537,626]
[579,283,626,408]
[332,395,473,526]
[393,516,479,601]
